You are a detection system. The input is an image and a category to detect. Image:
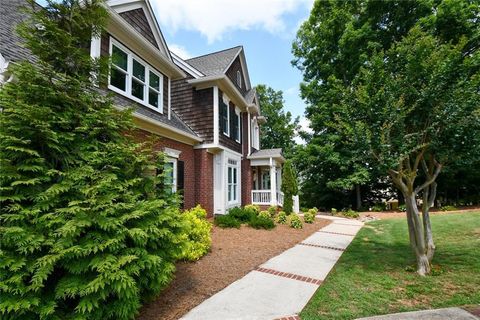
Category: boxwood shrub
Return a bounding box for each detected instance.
[248,215,275,230]
[214,214,241,228]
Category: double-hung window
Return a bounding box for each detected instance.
[227,159,238,203]
[164,158,177,194]
[109,38,163,112]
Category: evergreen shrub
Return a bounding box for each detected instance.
[178,205,212,261]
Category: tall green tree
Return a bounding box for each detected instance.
[281,160,298,214]
[293,0,480,275]
[255,84,299,158]
[0,0,186,318]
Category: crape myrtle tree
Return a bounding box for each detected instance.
[281,160,298,214]
[255,84,300,159]
[0,0,187,319]
[293,0,480,275]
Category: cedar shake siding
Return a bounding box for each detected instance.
[119,9,159,49]
[218,89,242,153]
[226,56,247,96]
[171,76,214,143]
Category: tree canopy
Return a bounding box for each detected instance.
[293,0,480,275]
[255,84,299,158]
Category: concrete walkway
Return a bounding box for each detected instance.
[181,216,363,320]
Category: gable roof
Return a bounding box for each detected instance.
[107,0,173,62]
[186,46,242,77]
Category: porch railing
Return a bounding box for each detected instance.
[252,190,271,204]
[252,190,285,206]
[277,191,284,207]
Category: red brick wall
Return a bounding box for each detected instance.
[241,159,252,206]
[194,149,214,216]
[132,129,196,210]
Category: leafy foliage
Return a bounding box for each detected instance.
[281,160,298,214]
[244,204,260,215]
[267,206,277,218]
[228,207,256,223]
[304,209,316,224]
[258,210,271,220]
[178,205,212,261]
[0,1,186,318]
[214,215,241,229]
[340,209,360,219]
[248,215,275,230]
[289,214,303,229]
[255,85,299,158]
[276,211,288,224]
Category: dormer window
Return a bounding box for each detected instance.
[109,38,163,112]
[236,70,242,88]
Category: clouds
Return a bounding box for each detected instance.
[150,0,314,43]
[168,44,192,59]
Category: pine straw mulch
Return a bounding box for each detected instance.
[136,218,331,320]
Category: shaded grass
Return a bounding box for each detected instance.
[300,212,480,320]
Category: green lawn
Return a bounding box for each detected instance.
[300,212,480,320]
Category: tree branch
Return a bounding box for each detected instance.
[415,160,442,194]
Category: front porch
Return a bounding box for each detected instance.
[248,148,285,207]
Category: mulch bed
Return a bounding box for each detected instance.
[136,218,331,320]
[358,206,480,220]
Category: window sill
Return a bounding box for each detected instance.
[108,84,164,114]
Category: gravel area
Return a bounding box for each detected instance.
[136,218,331,320]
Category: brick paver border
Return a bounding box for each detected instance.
[274,315,301,320]
[317,230,357,236]
[298,242,345,251]
[255,267,323,285]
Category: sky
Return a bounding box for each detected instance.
[149,0,314,129]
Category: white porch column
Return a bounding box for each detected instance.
[270,158,277,206]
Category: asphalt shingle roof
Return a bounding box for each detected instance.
[0,0,36,63]
[185,46,242,77]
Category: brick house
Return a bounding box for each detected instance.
[0,0,291,216]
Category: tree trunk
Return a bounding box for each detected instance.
[355,184,362,210]
[422,183,436,261]
[404,192,431,275]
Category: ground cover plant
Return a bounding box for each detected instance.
[0,0,188,318]
[300,212,480,320]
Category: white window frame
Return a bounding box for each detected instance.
[222,94,230,137]
[165,158,177,193]
[251,118,260,149]
[227,159,239,205]
[108,37,164,113]
[234,107,241,143]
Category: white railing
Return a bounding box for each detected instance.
[252,190,271,204]
[277,191,284,207]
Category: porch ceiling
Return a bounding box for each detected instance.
[248,148,285,164]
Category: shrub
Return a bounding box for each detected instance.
[267,206,277,218]
[372,203,386,212]
[342,209,360,218]
[440,205,458,211]
[258,210,271,219]
[248,215,275,230]
[214,214,241,228]
[178,205,212,261]
[289,214,303,229]
[398,204,407,212]
[244,204,260,215]
[0,2,186,319]
[331,208,338,215]
[281,161,298,214]
[276,211,288,224]
[304,209,316,223]
[228,207,255,223]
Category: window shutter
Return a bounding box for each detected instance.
[177,160,184,193]
[219,101,225,132]
[230,106,235,138]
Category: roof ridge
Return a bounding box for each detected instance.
[186,45,242,62]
